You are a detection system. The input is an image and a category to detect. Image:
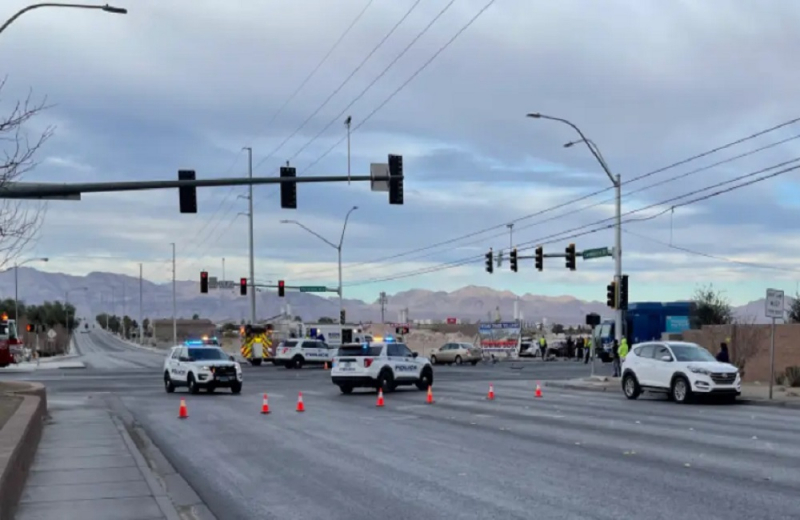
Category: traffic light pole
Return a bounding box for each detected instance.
[614,174,623,343]
[245,147,256,325]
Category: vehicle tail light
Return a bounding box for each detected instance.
[364,358,373,368]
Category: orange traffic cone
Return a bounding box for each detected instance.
[324,361,329,370]
[426,385,434,404]
[487,383,495,400]
[261,393,270,414]
[296,391,305,412]
[178,398,188,419]
[376,388,385,407]
[535,382,543,398]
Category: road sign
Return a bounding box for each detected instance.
[208,276,218,289]
[299,286,327,293]
[582,247,611,260]
[218,280,234,289]
[47,329,56,340]
[765,288,785,319]
[370,163,389,192]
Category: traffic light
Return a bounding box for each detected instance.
[619,275,629,310]
[535,246,543,271]
[280,166,297,209]
[200,271,208,293]
[485,248,493,274]
[240,278,247,296]
[565,243,576,270]
[278,280,285,298]
[388,154,404,205]
[26,324,33,332]
[510,248,518,272]
[178,169,197,214]
[340,309,346,325]
[606,281,616,309]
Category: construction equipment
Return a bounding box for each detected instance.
[240,324,272,366]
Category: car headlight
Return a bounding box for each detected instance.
[688,366,710,375]
[200,365,212,371]
[234,363,242,371]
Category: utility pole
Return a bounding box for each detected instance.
[244,147,256,325]
[379,292,387,324]
[171,242,177,345]
[138,263,143,345]
[221,257,226,307]
[122,281,126,338]
[345,116,352,184]
[506,223,514,249]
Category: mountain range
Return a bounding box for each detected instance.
[0,267,776,325]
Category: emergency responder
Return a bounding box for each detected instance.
[584,336,592,364]
[612,339,621,377]
[619,337,629,362]
[538,336,547,359]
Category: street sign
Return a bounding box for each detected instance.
[765,288,785,319]
[299,286,328,293]
[218,280,234,289]
[582,247,611,260]
[370,163,389,192]
[47,329,56,340]
[208,276,218,289]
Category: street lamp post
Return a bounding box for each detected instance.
[526,113,623,347]
[281,206,358,329]
[0,3,127,36]
[14,257,48,323]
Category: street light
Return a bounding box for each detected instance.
[280,206,358,328]
[14,257,48,323]
[65,286,88,335]
[0,3,127,36]
[526,112,623,347]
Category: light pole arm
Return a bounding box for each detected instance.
[0,3,126,36]
[289,221,337,250]
[338,207,357,250]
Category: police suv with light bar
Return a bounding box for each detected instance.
[163,340,243,394]
[331,336,433,394]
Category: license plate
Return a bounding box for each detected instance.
[217,376,230,382]
[340,367,355,372]
[342,362,352,368]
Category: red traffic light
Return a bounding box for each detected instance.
[201,271,208,279]
[278,280,285,297]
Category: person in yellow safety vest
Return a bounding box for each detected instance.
[584,336,592,364]
[619,337,629,360]
[538,336,547,359]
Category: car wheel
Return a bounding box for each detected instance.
[293,356,304,369]
[455,355,463,365]
[430,355,437,365]
[671,376,692,404]
[164,372,175,393]
[622,372,641,400]
[230,382,242,394]
[339,385,354,395]
[470,360,479,366]
[377,370,395,393]
[187,374,200,395]
[416,366,433,391]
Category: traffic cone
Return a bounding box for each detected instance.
[376,388,385,407]
[261,393,270,414]
[426,385,434,404]
[296,391,305,412]
[535,382,543,398]
[178,398,188,419]
[487,383,495,400]
[324,361,329,370]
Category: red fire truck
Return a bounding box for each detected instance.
[0,313,21,367]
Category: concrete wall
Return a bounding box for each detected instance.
[682,323,800,383]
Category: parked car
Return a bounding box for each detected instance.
[429,342,482,366]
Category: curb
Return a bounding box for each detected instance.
[0,381,47,520]
[544,381,616,393]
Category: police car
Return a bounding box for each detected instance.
[274,338,335,369]
[163,340,243,394]
[331,337,433,394]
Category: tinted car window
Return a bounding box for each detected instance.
[186,348,228,361]
[338,346,382,357]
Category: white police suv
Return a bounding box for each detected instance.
[274,338,335,369]
[163,340,243,394]
[331,337,433,394]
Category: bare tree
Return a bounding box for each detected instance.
[729,315,768,380]
[692,283,733,326]
[0,77,52,268]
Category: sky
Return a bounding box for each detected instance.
[2,0,800,307]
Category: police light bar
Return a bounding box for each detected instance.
[184,340,205,346]
[385,336,395,342]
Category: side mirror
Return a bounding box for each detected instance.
[660,355,672,362]
[229,355,235,361]
[412,352,419,358]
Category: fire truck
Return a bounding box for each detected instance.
[0,313,21,367]
[239,324,272,366]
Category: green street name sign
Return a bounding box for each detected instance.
[582,247,611,260]
[299,286,328,292]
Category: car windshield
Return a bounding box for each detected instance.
[670,344,716,362]
[281,340,298,348]
[187,348,228,361]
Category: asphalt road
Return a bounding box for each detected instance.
[10,331,800,519]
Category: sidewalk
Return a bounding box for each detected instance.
[545,377,800,408]
[16,406,180,520]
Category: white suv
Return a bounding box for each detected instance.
[274,339,335,369]
[331,341,433,394]
[621,341,740,403]
[163,344,243,394]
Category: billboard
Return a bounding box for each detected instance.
[479,321,521,353]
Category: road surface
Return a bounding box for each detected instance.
[9,330,800,520]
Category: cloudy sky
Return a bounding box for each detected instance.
[2,0,800,306]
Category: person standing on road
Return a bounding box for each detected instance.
[566,335,574,359]
[611,339,621,377]
[584,336,592,364]
[539,336,547,359]
[575,336,584,361]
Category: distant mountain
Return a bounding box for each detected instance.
[0,268,626,325]
[734,296,796,324]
